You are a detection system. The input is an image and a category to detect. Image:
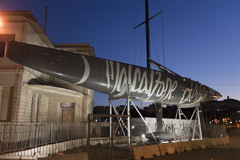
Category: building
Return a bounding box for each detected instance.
[201,97,240,126]
[0,11,94,123]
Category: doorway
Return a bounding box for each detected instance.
[60,102,75,123]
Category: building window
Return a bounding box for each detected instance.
[60,102,75,123]
[0,34,15,58]
[0,86,14,122]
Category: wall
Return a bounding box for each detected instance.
[132,117,197,140]
[0,12,94,123]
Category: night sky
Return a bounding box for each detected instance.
[1,0,240,106]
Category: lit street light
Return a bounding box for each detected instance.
[0,19,3,27]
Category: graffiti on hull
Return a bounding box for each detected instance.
[7,41,221,107]
[106,60,178,101]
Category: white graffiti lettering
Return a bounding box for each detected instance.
[179,81,208,104]
[106,61,178,100]
[75,55,90,85]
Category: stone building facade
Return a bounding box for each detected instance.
[0,11,94,123]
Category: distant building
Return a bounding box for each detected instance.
[0,11,94,123]
[144,104,178,118]
[94,105,148,118]
[94,106,110,114]
[143,104,155,117]
[201,97,240,125]
[142,98,240,125]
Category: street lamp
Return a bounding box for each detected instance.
[0,19,3,27]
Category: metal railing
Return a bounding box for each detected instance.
[0,122,87,154]
[87,114,132,160]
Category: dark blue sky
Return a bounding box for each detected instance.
[1,0,240,106]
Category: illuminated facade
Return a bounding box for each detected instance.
[0,11,94,123]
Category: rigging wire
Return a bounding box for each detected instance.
[139,31,146,65]
[161,13,166,66]
[134,0,141,25]
[150,31,161,64]
[155,0,161,8]
[133,0,141,65]
[133,29,136,65]
[133,1,166,67]
[154,0,166,66]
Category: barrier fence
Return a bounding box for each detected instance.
[0,119,227,159]
[0,122,87,154]
[132,118,227,141]
[87,114,132,160]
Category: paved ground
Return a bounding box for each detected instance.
[41,128,240,160]
[152,128,240,160]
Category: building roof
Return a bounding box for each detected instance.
[0,10,95,56]
[0,10,54,47]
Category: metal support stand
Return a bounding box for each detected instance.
[109,100,113,147]
[175,105,202,141]
[191,106,202,140]
[108,84,158,146]
[175,107,188,119]
[130,99,157,142]
[127,97,131,145]
[111,105,127,136]
[175,106,188,141]
[197,106,203,139]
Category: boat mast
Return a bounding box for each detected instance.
[134,0,162,69]
[145,0,151,69]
